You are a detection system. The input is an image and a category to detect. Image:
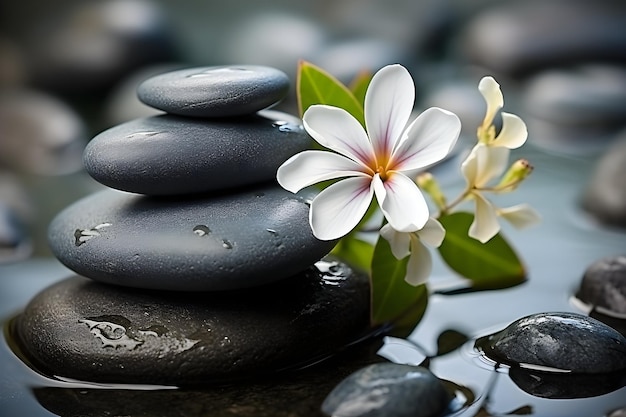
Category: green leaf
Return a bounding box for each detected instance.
[348,70,372,108]
[331,236,375,274]
[297,60,365,126]
[370,236,428,331]
[437,212,526,289]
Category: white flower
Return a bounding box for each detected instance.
[462,145,540,243]
[477,76,527,149]
[380,218,446,286]
[277,64,461,240]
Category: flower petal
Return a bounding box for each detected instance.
[498,204,541,229]
[303,105,374,166]
[380,223,410,259]
[373,172,429,232]
[365,64,415,158]
[479,76,503,127]
[405,236,432,286]
[492,112,528,149]
[469,193,500,243]
[277,150,367,193]
[391,107,461,172]
[309,176,374,241]
[417,217,446,248]
[463,144,510,188]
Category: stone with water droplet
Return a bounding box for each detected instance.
[321,363,451,417]
[16,258,370,385]
[83,110,309,195]
[477,312,626,373]
[577,255,626,317]
[137,65,290,117]
[48,184,335,291]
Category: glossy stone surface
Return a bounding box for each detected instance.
[478,312,626,373]
[83,110,309,195]
[577,255,626,316]
[15,259,371,386]
[321,363,451,417]
[137,65,290,118]
[48,184,334,291]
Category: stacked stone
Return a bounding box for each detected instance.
[16,65,371,386]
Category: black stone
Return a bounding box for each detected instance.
[321,363,451,417]
[83,110,309,195]
[137,65,290,118]
[16,259,371,386]
[48,184,335,291]
[477,312,626,373]
[577,255,626,316]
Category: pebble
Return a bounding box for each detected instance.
[137,65,290,118]
[321,363,451,417]
[521,66,626,154]
[0,89,86,175]
[16,259,370,385]
[581,134,626,227]
[577,255,626,316]
[23,0,177,94]
[478,312,626,373]
[455,0,626,77]
[83,110,309,195]
[0,202,31,263]
[48,184,335,291]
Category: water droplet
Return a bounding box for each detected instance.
[125,131,159,139]
[272,120,302,133]
[222,239,233,249]
[74,223,112,246]
[315,260,347,286]
[193,225,211,237]
[79,318,143,350]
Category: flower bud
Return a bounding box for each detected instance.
[497,159,533,192]
[417,172,446,208]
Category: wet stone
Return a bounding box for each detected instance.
[83,110,309,195]
[137,65,290,118]
[477,312,626,373]
[321,363,451,417]
[581,134,626,227]
[15,258,371,386]
[48,184,335,291]
[577,255,626,316]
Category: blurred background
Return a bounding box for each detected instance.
[1,0,626,262]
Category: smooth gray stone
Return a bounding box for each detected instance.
[83,110,309,195]
[577,255,626,316]
[48,184,335,291]
[456,0,626,77]
[479,312,626,373]
[522,66,626,125]
[16,259,371,385]
[581,135,626,227]
[137,65,289,118]
[321,363,451,417]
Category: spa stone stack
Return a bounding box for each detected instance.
[16,65,371,386]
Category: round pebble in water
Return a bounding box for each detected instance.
[137,65,290,118]
[83,110,309,195]
[577,255,626,317]
[48,184,335,291]
[581,134,626,227]
[321,363,451,417]
[15,258,371,386]
[477,312,626,373]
